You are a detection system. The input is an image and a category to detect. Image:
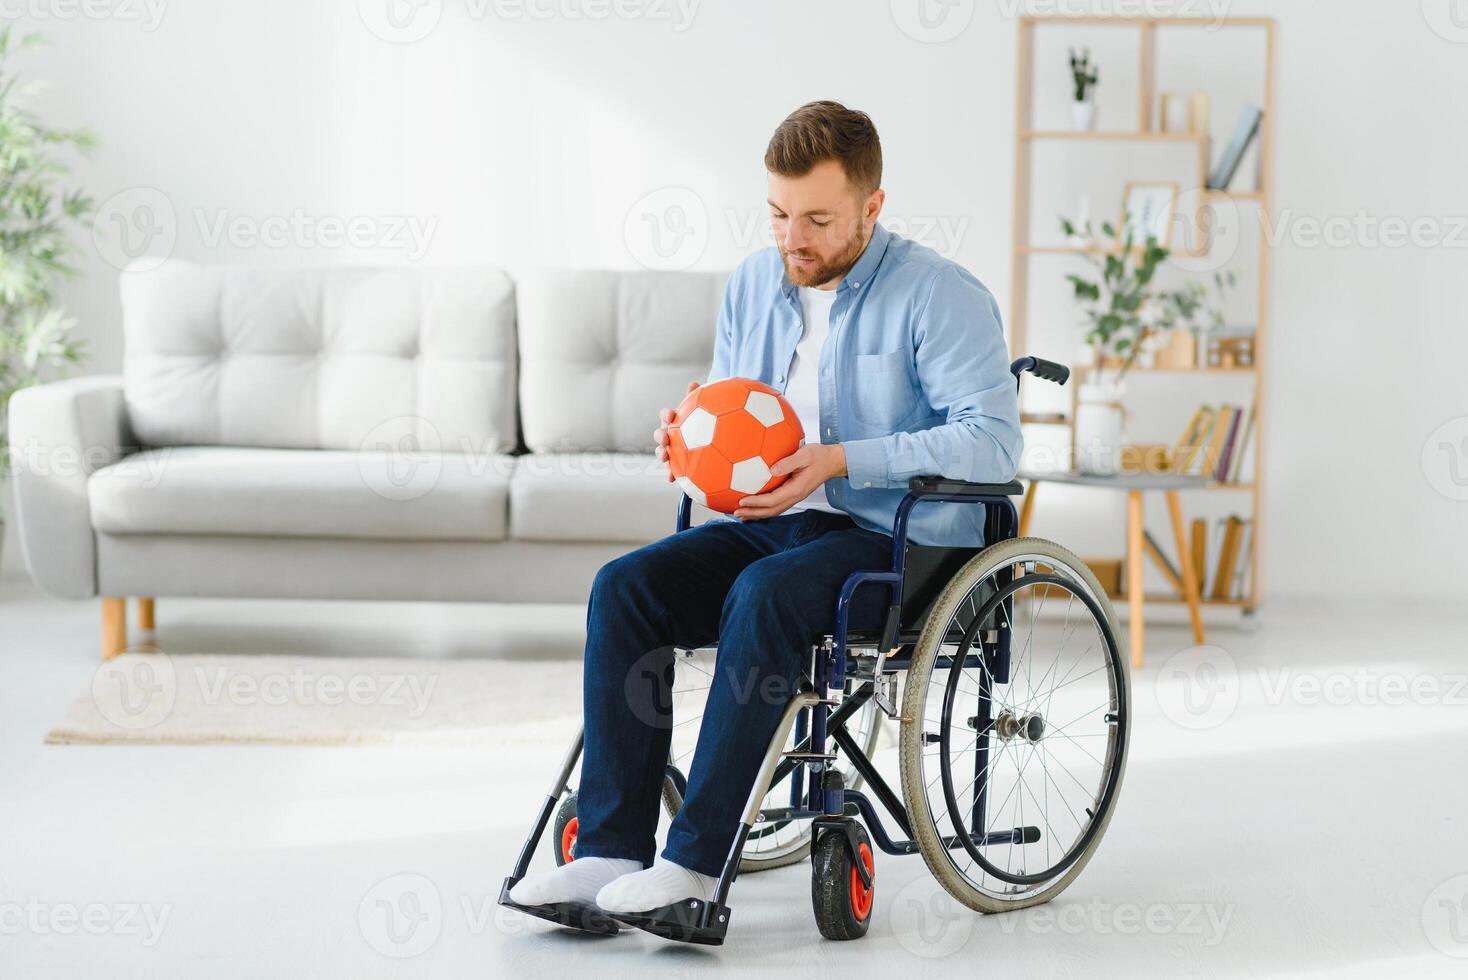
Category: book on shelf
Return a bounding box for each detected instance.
[1230,520,1254,599]
[1210,515,1246,599]
[1214,406,1244,482]
[1169,402,1254,483]
[1171,405,1215,475]
[1208,105,1263,191]
[1227,408,1256,483]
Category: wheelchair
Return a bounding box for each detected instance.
[500,356,1131,944]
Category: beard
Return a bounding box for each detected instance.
[780,225,871,288]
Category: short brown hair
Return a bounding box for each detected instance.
[764,101,882,194]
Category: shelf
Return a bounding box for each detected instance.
[1021,130,1205,142]
[1073,364,1258,376]
[1204,189,1265,201]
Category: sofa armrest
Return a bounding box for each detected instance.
[8,376,134,598]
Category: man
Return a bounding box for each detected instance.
[510,100,1021,921]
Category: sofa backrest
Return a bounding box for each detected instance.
[516,269,725,453]
[120,261,518,453]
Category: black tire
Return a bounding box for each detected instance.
[550,792,579,867]
[811,823,875,941]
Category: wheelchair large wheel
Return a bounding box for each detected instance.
[898,536,1130,913]
[663,648,884,873]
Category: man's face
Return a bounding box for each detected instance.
[768,159,884,289]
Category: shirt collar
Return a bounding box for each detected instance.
[780,222,892,299]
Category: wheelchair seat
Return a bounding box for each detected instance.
[842,476,1024,649]
[842,544,980,647]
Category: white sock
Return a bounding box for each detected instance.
[595,856,718,914]
[509,857,643,907]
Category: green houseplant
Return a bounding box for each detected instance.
[1059,214,1228,473]
[0,28,93,560]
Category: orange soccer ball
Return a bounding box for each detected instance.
[666,377,805,514]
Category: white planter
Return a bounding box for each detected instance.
[1074,380,1126,475]
[1071,100,1098,132]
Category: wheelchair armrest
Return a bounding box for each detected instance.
[907,476,1025,497]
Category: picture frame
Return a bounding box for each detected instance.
[1120,181,1179,248]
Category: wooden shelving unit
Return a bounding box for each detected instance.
[1008,13,1276,613]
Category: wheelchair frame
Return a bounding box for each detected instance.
[500,356,1077,945]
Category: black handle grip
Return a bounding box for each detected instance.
[1009,355,1070,387]
[1027,357,1070,386]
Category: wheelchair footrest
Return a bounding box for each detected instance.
[497,878,621,936]
[607,897,732,946]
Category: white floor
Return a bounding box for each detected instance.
[2,571,1466,979]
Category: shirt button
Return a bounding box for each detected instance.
[851,281,861,289]
[776,374,785,383]
[863,481,872,487]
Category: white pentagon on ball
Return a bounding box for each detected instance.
[680,407,717,449]
[743,390,784,427]
[675,476,707,506]
[729,456,773,495]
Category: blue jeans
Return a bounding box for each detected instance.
[573,510,893,877]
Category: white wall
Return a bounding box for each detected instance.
[8,0,1468,602]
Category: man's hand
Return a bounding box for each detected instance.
[654,381,701,481]
[734,443,848,520]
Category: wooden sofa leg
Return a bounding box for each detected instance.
[137,597,156,631]
[101,597,128,661]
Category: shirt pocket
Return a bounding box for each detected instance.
[850,350,918,427]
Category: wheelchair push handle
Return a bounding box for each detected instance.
[1010,356,1070,387]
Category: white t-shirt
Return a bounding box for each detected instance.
[785,286,841,514]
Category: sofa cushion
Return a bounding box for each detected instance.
[516,269,725,453]
[120,261,517,453]
[509,453,716,543]
[89,447,513,541]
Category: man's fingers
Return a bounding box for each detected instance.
[654,427,669,446]
[686,380,699,392]
[769,447,810,478]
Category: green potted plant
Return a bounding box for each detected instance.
[0,28,93,574]
[1060,214,1237,473]
[1070,48,1100,131]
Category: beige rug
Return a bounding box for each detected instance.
[48,653,585,746]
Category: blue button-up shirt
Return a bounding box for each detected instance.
[709,223,1023,546]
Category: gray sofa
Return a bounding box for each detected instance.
[10,261,723,657]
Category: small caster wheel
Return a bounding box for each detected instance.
[550,792,579,866]
[811,823,874,940]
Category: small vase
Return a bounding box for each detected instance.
[1074,380,1125,475]
[1071,100,1098,132]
